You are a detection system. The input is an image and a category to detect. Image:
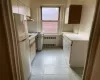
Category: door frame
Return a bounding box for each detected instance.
[83,0,100,80]
[1,0,100,80]
[0,0,23,80]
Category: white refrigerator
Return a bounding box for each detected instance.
[13,13,31,80]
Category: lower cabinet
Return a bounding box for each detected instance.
[63,36,72,61]
[63,36,88,67]
[30,41,36,63]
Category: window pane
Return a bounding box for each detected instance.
[42,22,58,33]
[42,7,59,20]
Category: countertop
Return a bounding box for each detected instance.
[28,33,38,40]
[62,32,89,41]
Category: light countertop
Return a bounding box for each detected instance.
[28,33,38,40]
[62,32,89,41]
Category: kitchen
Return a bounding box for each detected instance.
[11,0,97,80]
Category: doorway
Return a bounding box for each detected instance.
[30,6,84,80]
[29,4,95,80]
[2,0,100,80]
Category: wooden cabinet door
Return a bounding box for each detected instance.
[68,5,82,24]
[11,0,18,13]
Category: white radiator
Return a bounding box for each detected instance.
[43,35,62,48]
[43,44,56,47]
[44,36,56,39]
[43,36,57,47]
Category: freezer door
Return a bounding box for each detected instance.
[13,13,28,41]
[19,38,31,80]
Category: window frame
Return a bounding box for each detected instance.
[41,6,60,34]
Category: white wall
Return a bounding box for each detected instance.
[30,0,67,33]
[30,0,96,35]
[64,0,84,33]
[30,0,96,46]
[74,0,96,38]
[30,0,85,33]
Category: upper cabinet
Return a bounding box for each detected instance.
[18,2,31,16]
[24,6,31,16]
[24,0,30,7]
[18,1,25,15]
[19,0,30,7]
[11,0,19,13]
[65,5,82,24]
[11,0,31,16]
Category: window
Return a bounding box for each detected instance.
[41,7,59,33]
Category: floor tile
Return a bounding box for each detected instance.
[44,66,70,74]
[53,75,69,80]
[31,66,44,75]
[30,48,83,80]
[30,75,43,80]
[43,75,55,80]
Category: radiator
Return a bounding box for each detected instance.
[43,44,56,47]
[44,36,56,39]
[43,36,57,48]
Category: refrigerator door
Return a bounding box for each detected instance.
[13,13,28,41]
[19,38,31,80]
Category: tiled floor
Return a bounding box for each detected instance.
[30,48,83,80]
